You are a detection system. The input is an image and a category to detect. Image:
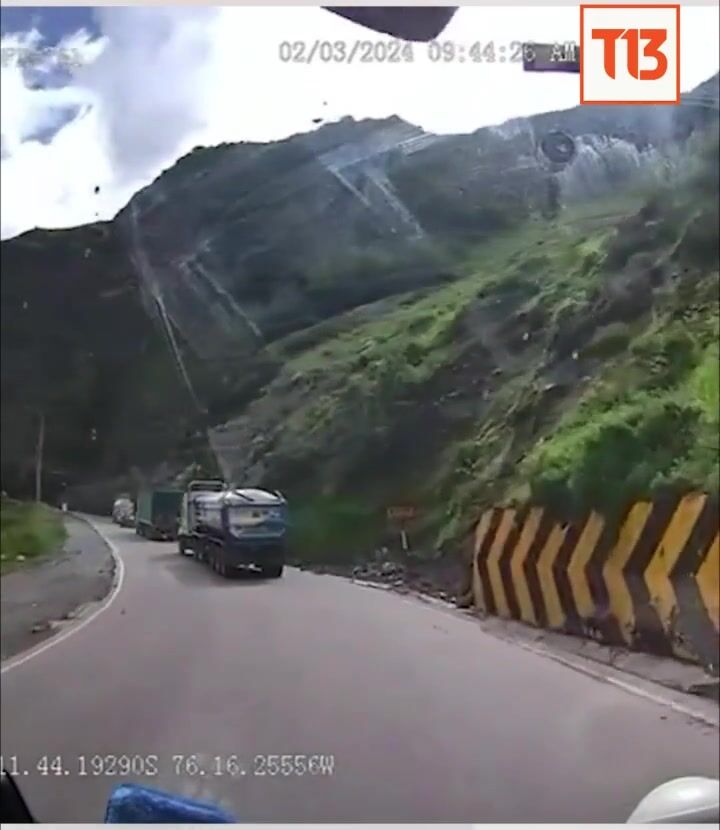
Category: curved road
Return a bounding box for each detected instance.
[2,519,718,822]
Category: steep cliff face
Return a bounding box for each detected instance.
[1,74,717,528]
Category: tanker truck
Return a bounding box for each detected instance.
[177,480,288,578]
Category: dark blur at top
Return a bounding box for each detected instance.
[325,7,458,41]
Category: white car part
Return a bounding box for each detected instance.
[628,777,720,823]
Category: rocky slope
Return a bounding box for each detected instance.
[1,74,718,555]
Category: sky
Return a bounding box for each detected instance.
[1,5,718,240]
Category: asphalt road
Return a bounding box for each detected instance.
[1,519,718,823]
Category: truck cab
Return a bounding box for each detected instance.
[112,495,135,527]
[178,480,226,543]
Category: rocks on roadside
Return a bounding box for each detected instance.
[352,560,405,580]
[31,619,62,634]
[305,553,462,607]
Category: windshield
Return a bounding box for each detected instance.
[1,4,719,824]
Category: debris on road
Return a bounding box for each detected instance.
[1,516,115,662]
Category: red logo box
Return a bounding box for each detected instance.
[580,4,681,105]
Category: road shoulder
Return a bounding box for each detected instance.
[1,515,116,662]
[306,561,719,710]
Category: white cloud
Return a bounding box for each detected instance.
[1,5,718,240]
[86,7,221,180]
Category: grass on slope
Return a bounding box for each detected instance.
[522,317,719,519]
[218,135,719,559]
[0,498,67,574]
[518,139,720,520]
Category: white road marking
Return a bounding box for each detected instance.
[1,518,125,675]
[516,638,720,729]
[343,575,720,728]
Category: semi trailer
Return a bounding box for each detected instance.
[135,488,183,540]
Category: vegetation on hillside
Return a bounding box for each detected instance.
[221,128,719,557]
[0,499,67,574]
[1,79,717,563]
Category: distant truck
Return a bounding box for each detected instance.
[111,495,135,528]
[135,488,184,541]
[177,480,288,578]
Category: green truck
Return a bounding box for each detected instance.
[135,488,184,541]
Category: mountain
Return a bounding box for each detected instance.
[1,74,718,556]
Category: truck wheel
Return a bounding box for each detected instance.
[262,564,284,579]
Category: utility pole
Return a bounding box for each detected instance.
[35,410,45,503]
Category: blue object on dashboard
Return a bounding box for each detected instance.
[104,783,236,823]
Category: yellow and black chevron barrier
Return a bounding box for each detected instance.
[468,492,719,674]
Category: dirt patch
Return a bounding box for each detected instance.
[1,516,115,662]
